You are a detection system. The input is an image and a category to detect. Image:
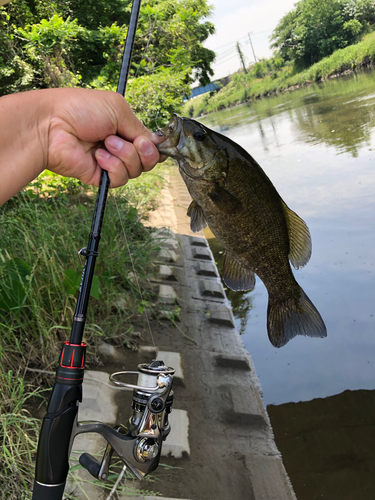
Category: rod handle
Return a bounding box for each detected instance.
[32,481,65,500]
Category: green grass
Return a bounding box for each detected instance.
[0,370,43,500]
[185,31,375,117]
[0,166,167,498]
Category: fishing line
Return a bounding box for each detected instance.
[113,194,157,350]
[134,16,157,79]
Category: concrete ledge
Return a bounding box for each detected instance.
[198,279,226,299]
[246,455,297,500]
[195,261,218,277]
[215,353,251,371]
[206,303,235,328]
[157,264,179,282]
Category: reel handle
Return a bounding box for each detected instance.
[79,453,101,479]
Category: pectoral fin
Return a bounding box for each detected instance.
[208,184,242,213]
[187,200,207,233]
[223,253,256,291]
[282,201,312,269]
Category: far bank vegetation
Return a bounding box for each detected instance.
[186,0,375,117]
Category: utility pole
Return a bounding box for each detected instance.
[236,41,248,74]
[248,32,257,63]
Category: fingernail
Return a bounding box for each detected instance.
[138,137,154,156]
[96,148,111,159]
[106,136,124,151]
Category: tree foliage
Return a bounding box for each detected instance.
[271,0,375,68]
[0,0,215,127]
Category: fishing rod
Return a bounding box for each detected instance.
[32,1,175,498]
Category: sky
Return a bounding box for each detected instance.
[203,0,298,81]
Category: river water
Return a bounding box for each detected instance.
[199,69,375,499]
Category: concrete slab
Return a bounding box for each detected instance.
[80,370,117,423]
[157,284,179,305]
[157,264,179,282]
[161,409,190,458]
[198,279,226,299]
[156,351,184,380]
[195,261,218,277]
[157,248,178,264]
[206,303,235,328]
[189,236,207,247]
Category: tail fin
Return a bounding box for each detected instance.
[267,288,327,348]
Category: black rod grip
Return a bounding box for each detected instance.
[32,396,79,500]
[32,481,65,500]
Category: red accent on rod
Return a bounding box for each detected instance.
[56,376,84,381]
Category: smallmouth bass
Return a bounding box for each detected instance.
[156,114,327,348]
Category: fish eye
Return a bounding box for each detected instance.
[193,131,206,142]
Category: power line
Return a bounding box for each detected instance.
[212,54,239,67]
[208,28,273,52]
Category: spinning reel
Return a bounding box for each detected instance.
[33,353,175,499]
[78,360,175,481]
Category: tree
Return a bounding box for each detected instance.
[271,0,375,68]
[236,42,248,74]
[0,0,216,126]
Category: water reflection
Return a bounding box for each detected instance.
[206,234,253,335]
[268,389,375,500]
[202,69,375,158]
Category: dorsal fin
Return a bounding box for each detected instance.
[282,201,312,269]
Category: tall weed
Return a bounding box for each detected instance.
[0,370,42,499]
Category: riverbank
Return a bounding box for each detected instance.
[185,32,375,117]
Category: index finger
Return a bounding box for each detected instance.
[109,93,153,142]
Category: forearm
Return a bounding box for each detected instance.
[0,90,50,205]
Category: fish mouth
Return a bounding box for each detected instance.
[155,114,182,155]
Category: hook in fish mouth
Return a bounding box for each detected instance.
[156,114,182,155]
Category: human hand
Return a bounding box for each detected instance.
[46,88,163,188]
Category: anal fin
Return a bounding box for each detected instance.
[187,200,207,233]
[223,253,256,291]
